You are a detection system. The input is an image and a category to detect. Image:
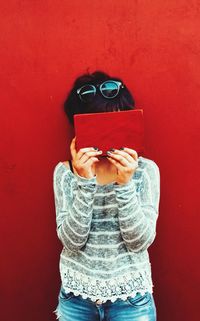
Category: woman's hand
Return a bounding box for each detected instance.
[106,147,139,185]
[70,137,102,179]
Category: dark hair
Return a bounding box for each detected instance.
[64,70,136,126]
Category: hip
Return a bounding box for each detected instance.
[54,286,157,321]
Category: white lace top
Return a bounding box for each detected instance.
[53,156,160,303]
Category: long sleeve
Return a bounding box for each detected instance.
[113,159,160,253]
[53,166,97,252]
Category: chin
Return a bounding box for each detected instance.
[99,156,108,159]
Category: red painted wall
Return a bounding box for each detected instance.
[0,1,199,320]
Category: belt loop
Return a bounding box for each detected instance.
[95,299,103,305]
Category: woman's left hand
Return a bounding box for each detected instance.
[106,148,139,185]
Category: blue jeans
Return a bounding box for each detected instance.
[54,286,157,321]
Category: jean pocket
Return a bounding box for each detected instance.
[59,287,75,301]
[126,292,152,307]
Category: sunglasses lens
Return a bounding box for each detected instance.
[101,81,119,98]
[79,85,96,102]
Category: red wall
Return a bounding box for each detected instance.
[0,1,199,320]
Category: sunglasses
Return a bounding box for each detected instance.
[76,80,124,102]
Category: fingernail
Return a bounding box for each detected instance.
[109,148,115,152]
[107,151,112,155]
[119,147,125,150]
[93,147,99,150]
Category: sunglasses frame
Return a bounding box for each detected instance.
[76,80,124,102]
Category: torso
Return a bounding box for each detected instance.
[62,161,117,185]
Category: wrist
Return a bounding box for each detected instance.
[75,169,96,180]
[76,173,96,180]
[114,179,135,190]
[115,180,131,186]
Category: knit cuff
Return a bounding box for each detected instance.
[113,178,136,192]
[76,173,97,186]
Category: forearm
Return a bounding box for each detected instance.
[57,174,97,252]
[114,179,157,253]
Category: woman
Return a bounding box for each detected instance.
[53,71,160,321]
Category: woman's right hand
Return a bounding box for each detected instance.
[70,137,102,179]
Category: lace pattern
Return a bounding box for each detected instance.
[60,266,153,303]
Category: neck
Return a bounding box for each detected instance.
[95,156,116,173]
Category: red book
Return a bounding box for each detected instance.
[74,109,145,157]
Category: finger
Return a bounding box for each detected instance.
[85,157,100,166]
[77,147,102,159]
[110,149,134,163]
[107,157,124,171]
[77,147,99,159]
[120,147,138,160]
[79,150,102,162]
[70,137,77,159]
[107,152,130,167]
